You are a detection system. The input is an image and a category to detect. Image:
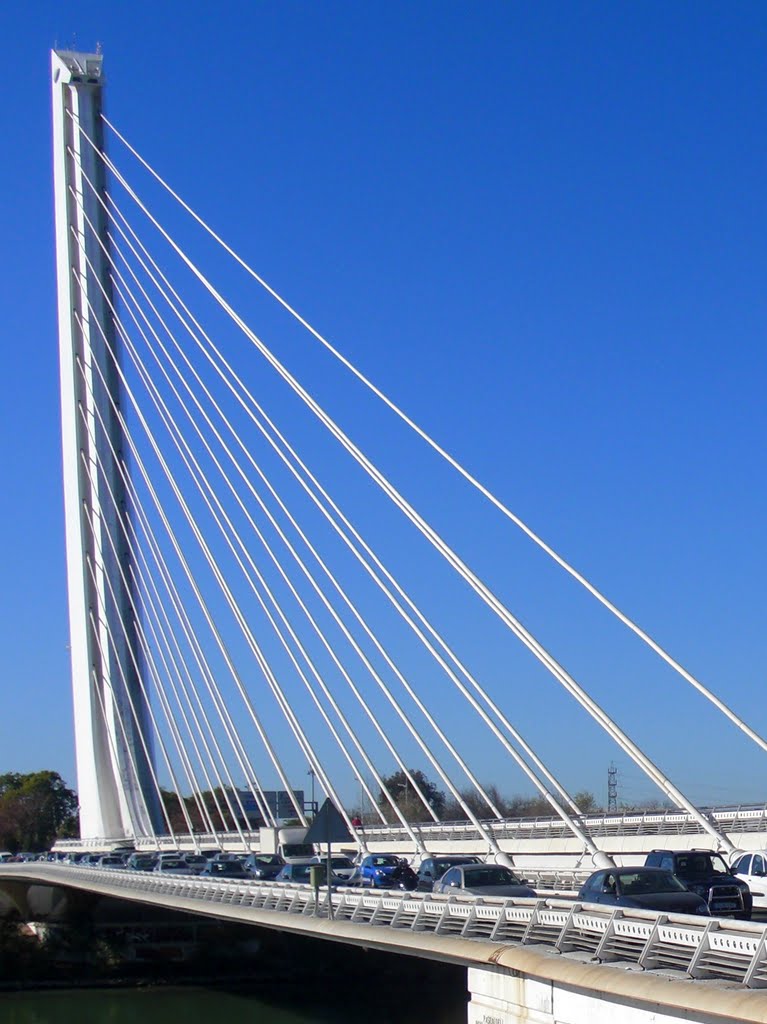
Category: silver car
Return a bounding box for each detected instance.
[433,863,536,898]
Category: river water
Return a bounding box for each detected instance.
[0,981,467,1023]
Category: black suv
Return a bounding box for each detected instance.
[644,849,752,919]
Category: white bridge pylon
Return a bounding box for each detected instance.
[51,49,764,862]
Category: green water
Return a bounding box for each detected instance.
[0,983,466,1024]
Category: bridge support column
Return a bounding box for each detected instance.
[467,961,766,1023]
[51,49,160,842]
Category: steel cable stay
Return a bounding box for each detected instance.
[102,240,438,851]
[78,509,184,840]
[104,222,500,837]
[67,119,606,847]
[94,186,585,856]
[68,149,494,840]
[75,411,229,842]
[126,491,276,833]
[73,317,256,845]
[69,220,271,836]
[71,343,182,840]
[71,132,651,860]
[95,182,588,829]
[109,254,479,846]
[86,657,160,846]
[71,231,311,828]
[71,264,277,835]
[106,234,601,849]
[80,140,733,854]
[112,282,398,837]
[70,140,557,851]
[125,489,271,836]
[99,114,767,768]
[104,215,451,832]
[119,336,391,848]
[78,322,277,835]
[81,323,297,836]
[129,530,263,837]
[68,110,739,856]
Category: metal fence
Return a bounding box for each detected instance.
[25,865,767,989]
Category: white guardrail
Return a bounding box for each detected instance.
[51,802,767,854]
[14,865,767,988]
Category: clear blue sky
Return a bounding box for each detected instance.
[2,2,766,813]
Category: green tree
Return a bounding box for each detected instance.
[0,772,78,851]
[573,790,600,814]
[377,769,445,822]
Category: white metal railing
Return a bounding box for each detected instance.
[51,801,767,854]
[17,864,767,988]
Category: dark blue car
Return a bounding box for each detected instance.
[578,867,709,916]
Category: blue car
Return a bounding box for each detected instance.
[353,853,408,888]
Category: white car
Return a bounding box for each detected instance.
[730,852,767,908]
[316,855,355,880]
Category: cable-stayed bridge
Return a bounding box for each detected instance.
[8,48,767,1021]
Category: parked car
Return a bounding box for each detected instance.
[243,853,285,880]
[416,855,482,891]
[577,867,710,915]
[730,852,767,909]
[645,849,752,919]
[433,864,536,899]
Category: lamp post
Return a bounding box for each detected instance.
[307,768,316,816]
[355,775,365,820]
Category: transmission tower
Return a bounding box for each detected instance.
[607,762,618,813]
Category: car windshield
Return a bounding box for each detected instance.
[160,859,184,869]
[677,853,727,877]
[464,867,520,886]
[372,856,400,867]
[255,855,282,866]
[620,871,686,895]
[434,858,476,875]
[283,843,314,858]
[291,865,312,881]
[330,857,353,868]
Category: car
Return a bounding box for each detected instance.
[577,867,710,915]
[200,860,249,879]
[152,857,191,875]
[645,849,752,919]
[351,854,407,888]
[275,860,322,884]
[243,853,285,880]
[126,852,158,872]
[730,851,767,909]
[416,855,482,891]
[94,854,126,868]
[319,855,356,881]
[180,854,209,874]
[209,852,247,864]
[433,863,536,898]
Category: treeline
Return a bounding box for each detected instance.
[0,772,78,852]
[369,769,602,823]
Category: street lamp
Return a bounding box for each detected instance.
[306,768,316,816]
